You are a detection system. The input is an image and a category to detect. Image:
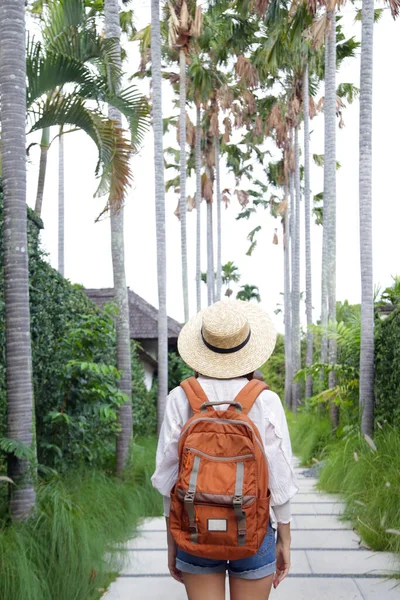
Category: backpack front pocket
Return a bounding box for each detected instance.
[177,449,258,550]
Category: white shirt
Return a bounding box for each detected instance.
[151,376,299,525]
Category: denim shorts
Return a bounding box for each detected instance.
[176,521,276,580]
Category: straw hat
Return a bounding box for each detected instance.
[178,300,277,379]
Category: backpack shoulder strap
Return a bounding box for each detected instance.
[180,377,213,413]
[234,380,269,415]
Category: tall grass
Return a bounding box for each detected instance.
[286,410,335,466]
[0,437,162,600]
[318,426,400,557]
[288,411,400,565]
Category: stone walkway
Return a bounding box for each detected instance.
[104,458,399,599]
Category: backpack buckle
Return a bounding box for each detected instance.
[233,495,243,507]
[184,491,195,503]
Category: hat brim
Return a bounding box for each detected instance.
[177,301,277,379]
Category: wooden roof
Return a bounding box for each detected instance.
[85,288,182,341]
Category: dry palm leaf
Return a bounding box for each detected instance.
[254,115,263,137]
[180,1,190,31]
[266,103,282,132]
[218,85,234,110]
[222,117,232,144]
[251,0,270,17]
[317,96,324,112]
[309,95,317,120]
[186,113,196,147]
[174,199,180,219]
[235,56,258,89]
[243,90,257,115]
[273,228,279,245]
[235,189,249,207]
[190,6,203,38]
[222,188,231,209]
[210,112,219,136]
[0,475,14,484]
[202,171,213,202]
[311,13,329,50]
[277,200,288,215]
[187,195,195,211]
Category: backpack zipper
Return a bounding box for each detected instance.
[186,447,254,462]
[181,418,268,462]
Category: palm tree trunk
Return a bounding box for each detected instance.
[325,7,338,427]
[291,126,301,411]
[195,104,202,313]
[151,0,168,433]
[215,133,222,302]
[289,164,295,410]
[0,0,37,520]
[104,0,132,474]
[179,49,189,321]
[359,0,375,436]
[35,127,50,216]
[303,65,313,399]
[283,180,292,410]
[58,129,65,277]
[206,190,214,306]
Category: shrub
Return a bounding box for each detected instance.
[261,333,285,399]
[131,341,157,436]
[375,307,400,427]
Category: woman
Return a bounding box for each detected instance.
[152,300,298,600]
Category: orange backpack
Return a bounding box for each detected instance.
[169,377,271,560]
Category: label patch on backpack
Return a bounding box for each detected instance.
[207,519,228,532]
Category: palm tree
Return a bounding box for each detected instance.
[358,0,399,435]
[236,284,261,303]
[35,127,50,215]
[168,1,202,321]
[187,55,214,313]
[58,129,65,276]
[151,0,168,432]
[28,2,147,218]
[222,261,241,297]
[324,3,338,427]
[303,65,313,399]
[0,0,37,520]
[104,0,132,475]
[292,122,301,411]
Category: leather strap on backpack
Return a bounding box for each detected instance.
[180,377,213,413]
[234,380,269,415]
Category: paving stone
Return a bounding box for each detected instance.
[306,549,397,576]
[104,577,188,600]
[137,517,166,531]
[272,577,362,600]
[294,492,342,503]
[291,529,360,549]
[355,578,400,599]
[291,502,345,516]
[292,515,351,530]
[124,531,166,550]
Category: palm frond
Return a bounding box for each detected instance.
[28,93,132,209]
[26,38,95,108]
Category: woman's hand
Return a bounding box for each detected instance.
[273,523,291,588]
[166,518,184,584]
[273,539,290,588]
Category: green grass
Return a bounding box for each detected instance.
[0,436,162,600]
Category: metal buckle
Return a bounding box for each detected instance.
[238,528,247,536]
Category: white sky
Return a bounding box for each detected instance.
[26,6,400,333]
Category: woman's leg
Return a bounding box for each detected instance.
[182,572,226,600]
[229,573,274,600]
